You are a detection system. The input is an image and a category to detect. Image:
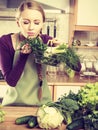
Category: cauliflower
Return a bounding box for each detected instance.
[37,105,64,129]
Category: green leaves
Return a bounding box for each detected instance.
[78,82,98,110]
[21,37,47,57]
[21,38,81,72]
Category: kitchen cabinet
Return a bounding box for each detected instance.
[48,85,55,101]
[0,72,97,102]
[0,84,8,99]
[69,0,98,45]
[0,82,54,102]
[47,73,97,101]
[53,85,81,101]
[74,0,98,30]
[0,83,8,103]
[76,0,98,26]
[0,82,81,103]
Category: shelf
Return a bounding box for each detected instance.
[74,25,98,31]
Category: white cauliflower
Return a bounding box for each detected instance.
[37,105,64,129]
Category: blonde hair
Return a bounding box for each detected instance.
[15,0,45,22]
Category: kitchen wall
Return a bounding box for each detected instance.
[0,20,19,35]
[44,13,69,43]
[0,0,71,42]
[35,0,69,11]
[0,12,69,43]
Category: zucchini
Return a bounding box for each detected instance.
[66,117,84,130]
[27,116,38,128]
[15,115,33,125]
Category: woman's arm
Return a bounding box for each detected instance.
[0,39,29,87]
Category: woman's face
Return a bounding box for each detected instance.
[17,9,44,38]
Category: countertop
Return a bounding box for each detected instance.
[0,73,98,86]
[1,106,66,130]
[47,73,98,86]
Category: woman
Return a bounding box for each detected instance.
[0,0,59,106]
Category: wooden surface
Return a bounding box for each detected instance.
[1,106,38,130]
[0,73,97,86]
[0,106,66,130]
[47,73,98,86]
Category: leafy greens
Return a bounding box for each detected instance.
[20,37,81,72]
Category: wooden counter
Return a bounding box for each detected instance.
[1,106,66,130]
[1,106,38,130]
[0,73,98,86]
[47,73,98,86]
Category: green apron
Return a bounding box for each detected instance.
[2,49,52,106]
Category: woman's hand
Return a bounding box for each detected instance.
[52,38,62,46]
[20,43,32,54]
[47,38,63,47]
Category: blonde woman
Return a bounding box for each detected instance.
[0,0,59,106]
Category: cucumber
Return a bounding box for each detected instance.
[27,116,38,128]
[15,115,33,125]
[66,117,84,130]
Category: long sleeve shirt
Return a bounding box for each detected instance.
[0,33,52,86]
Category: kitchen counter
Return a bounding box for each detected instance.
[0,73,98,86]
[47,73,98,86]
[0,73,97,101]
[1,106,66,130]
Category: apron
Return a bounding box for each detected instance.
[2,42,52,106]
